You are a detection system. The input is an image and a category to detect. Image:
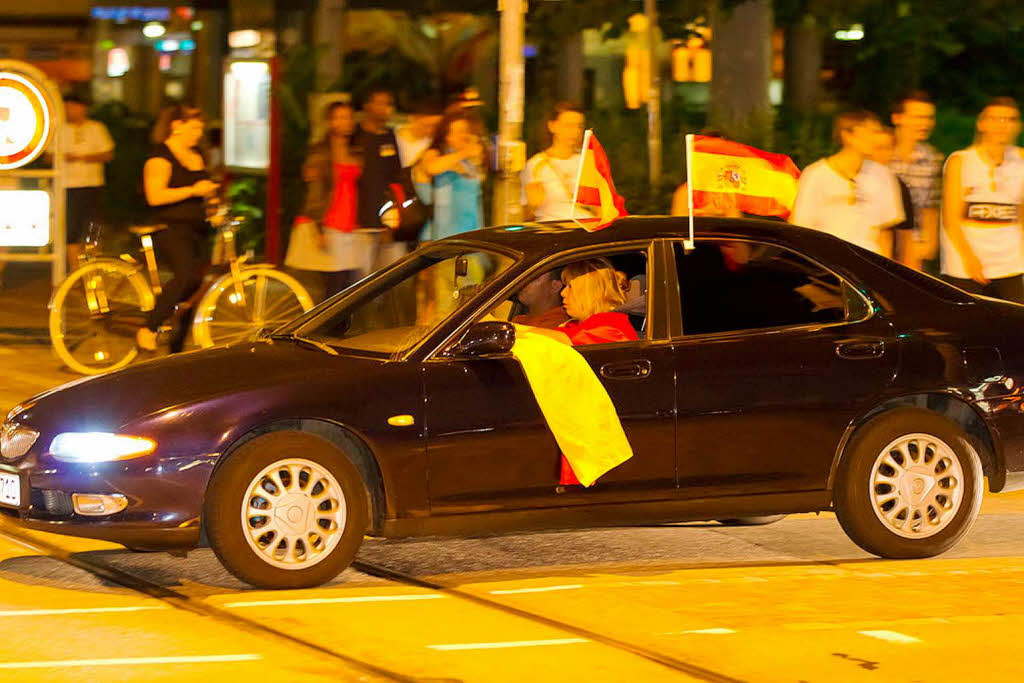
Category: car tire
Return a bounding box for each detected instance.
[716,515,787,526]
[204,430,370,589]
[834,408,983,560]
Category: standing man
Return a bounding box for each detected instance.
[869,126,917,266]
[941,97,1024,303]
[63,94,114,269]
[889,91,944,270]
[791,110,904,256]
[352,86,405,270]
[522,101,591,221]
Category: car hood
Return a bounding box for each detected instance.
[13,341,383,433]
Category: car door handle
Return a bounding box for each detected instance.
[835,339,886,360]
[600,359,652,379]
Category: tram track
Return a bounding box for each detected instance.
[0,521,743,682]
[0,523,414,682]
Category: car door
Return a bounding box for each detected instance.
[670,238,899,497]
[423,243,678,514]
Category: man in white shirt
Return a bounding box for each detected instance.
[791,110,904,256]
[395,101,441,168]
[522,101,592,222]
[63,94,114,269]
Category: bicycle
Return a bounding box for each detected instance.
[49,204,314,375]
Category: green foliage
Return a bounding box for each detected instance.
[337,50,436,110]
[89,100,152,226]
[277,43,321,244]
[225,176,266,255]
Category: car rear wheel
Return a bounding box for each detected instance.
[204,431,369,589]
[834,408,982,559]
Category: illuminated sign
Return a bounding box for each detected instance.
[0,71,52,170]
[224,60,271,171]
[0,191,50,247]
[107,48,131,77]
[228,30,262,49]
[91,7,172,22]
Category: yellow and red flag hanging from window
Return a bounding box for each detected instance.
[572,130,628,231]
[688,135,801,219]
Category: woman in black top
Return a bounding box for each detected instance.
[137,104,219,352]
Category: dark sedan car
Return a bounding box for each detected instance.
[3,217,1024,588]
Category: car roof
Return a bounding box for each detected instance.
[451,216,837,256]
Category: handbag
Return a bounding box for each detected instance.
[381,165,432,242]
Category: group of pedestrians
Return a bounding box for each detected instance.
[51,86,1024,358]
[790,93,1024,304]
[285,87,489,299]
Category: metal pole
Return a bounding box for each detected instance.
[645,0,662,188]
[495,0,526,226]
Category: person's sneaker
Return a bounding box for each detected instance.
[136,327,158,352]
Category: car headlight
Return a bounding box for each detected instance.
[1,423,39,459]
[49,433,156,463]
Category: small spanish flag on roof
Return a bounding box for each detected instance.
[572,130,628,231]
[688,135,801,219]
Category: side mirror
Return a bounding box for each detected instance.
[449,321,515,356]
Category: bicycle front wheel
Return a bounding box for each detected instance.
[192,267,314,348]
[49,259,154,375]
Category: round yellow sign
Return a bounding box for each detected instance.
[0,71,52,170]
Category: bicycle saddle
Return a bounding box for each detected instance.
[128,223,168,236]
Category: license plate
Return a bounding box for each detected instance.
[0,472,20,507]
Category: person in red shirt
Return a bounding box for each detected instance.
[519,258,638,485]
[557,258,639,346]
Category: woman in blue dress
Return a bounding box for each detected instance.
[418,109,487,240]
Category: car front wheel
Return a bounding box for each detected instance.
[204,431,369,589]
[834,408,983,559]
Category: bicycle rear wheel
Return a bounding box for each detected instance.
[49,259,154,375]
[192,267,314,348]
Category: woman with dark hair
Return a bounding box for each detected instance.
[417,108,486,240]
[522,101,588,221]
[286,100,371,298]
[136,104,218,352]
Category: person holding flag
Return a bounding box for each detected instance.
[523,102,591,221]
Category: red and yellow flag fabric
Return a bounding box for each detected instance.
[689,136,801,219]
[574,130,628,231]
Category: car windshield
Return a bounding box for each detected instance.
[287,246,516,356]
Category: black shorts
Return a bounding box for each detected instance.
[65,187,104,244]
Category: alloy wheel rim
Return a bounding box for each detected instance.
[869,433,964,539]
[241,458,347,570]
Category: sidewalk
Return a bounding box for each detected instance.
[0,263,73,414]
[0,262,50,344]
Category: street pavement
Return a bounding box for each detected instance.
[3,264,1024,681]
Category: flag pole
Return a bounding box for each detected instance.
[685,133,695,251]
[569,129,591,229]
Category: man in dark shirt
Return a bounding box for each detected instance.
[352,86,407,268]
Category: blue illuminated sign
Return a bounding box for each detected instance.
[91,7,173,22]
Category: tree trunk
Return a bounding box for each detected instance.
[783,14,823,113]
[557,31,584,103]
[709,0,773,148]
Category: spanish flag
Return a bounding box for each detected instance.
[573,130,628,231]
[689,135,801,219]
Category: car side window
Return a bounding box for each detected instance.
[674,240,869,336]
[487,249,650,341]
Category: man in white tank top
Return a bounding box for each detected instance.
[941,97,1024,303]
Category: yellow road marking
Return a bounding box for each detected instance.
[0,654,262,669]
[428,638,589,651]
[226,594,444,608]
